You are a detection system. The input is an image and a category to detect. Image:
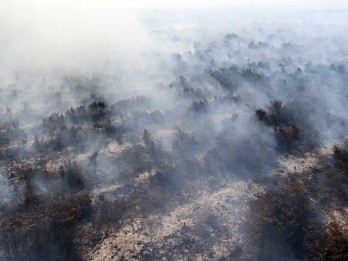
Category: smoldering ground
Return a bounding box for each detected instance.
[0,2,348,261]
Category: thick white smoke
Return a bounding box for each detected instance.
[0,1,153,75]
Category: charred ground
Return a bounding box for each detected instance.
[1,11,348,261]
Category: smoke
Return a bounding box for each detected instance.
[0,1,153,75]
[1,3,348,194]
[1,3,348,260]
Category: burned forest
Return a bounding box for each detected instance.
[1,2,348,261]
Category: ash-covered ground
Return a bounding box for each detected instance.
[1,6,348,261]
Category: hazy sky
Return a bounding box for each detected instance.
[1,0,347,73]
[4,0,348,11]
[119,0,348,9]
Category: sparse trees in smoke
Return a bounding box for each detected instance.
[255,100,315,152]
[331,62,345,73]
[63,161,84,192]
[172,127,198,155]
[143,129,155,155]
[1,9,348,261]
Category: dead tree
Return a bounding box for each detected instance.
[89,151,98,177]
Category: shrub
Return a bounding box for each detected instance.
[275,125,300,149]
[328,145,348,202]
[65,106,89,124]
[331,62,345,73]
[209,66,240,92]
[0,193,91,261]
[333,145,348,173]
[0,119,23,145]
[42,113,65,131]
[63,161,85,192]
[189,99,208,113]
[240,67,264,82]
[249,181,320,260]
[117,145,153,183]
[88,100,110,122]
[35,126,86,152]
[148,165,174,190]
[323,222,348,260]
[172,127,198,155]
